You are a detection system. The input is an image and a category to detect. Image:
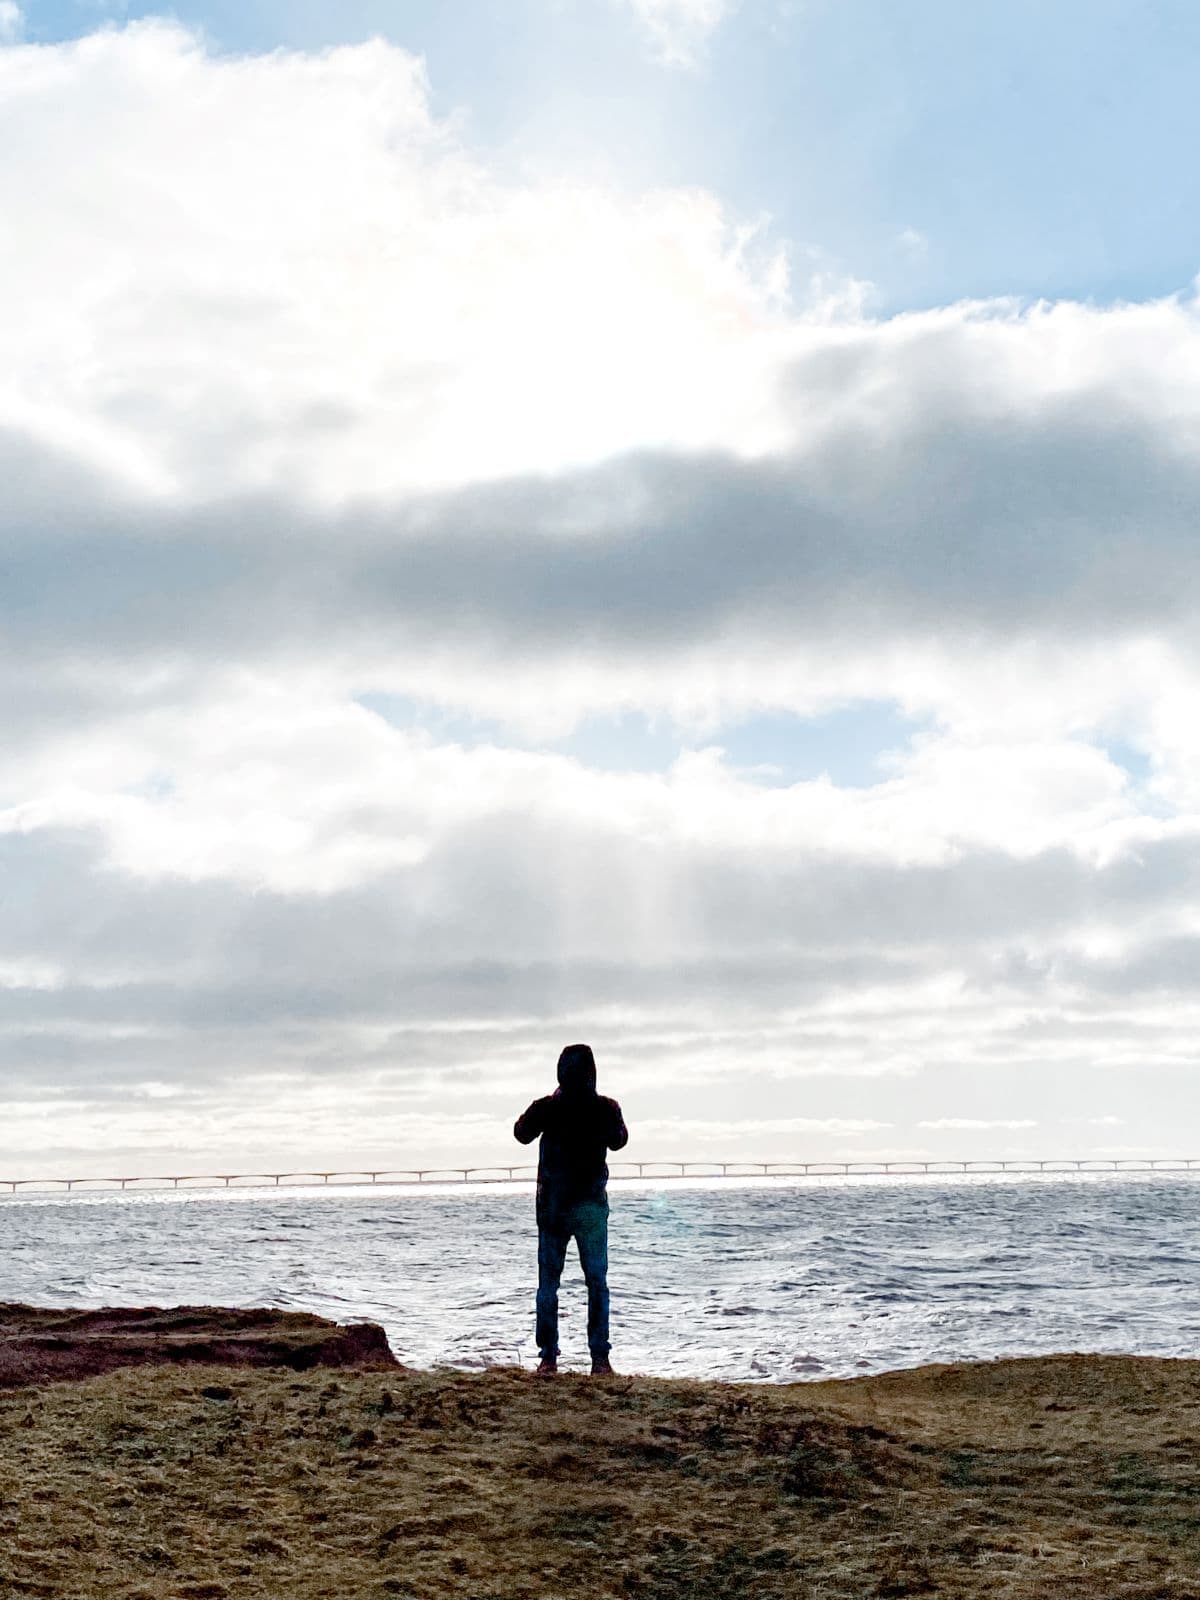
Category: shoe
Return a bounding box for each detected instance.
[591,1355,615,1376]
[536,1357,558,1376]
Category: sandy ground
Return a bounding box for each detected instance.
[3,1352,1200,1597]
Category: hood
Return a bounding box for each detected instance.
[556,1042,597,1096]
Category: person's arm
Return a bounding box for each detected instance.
[604,1097,628,1152]
[514,1097,550,1144]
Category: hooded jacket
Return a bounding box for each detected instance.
[514,1044,628,1226]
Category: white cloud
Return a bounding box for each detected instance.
[918,1119,1039,1131]
[0,22,794,505]
[620,0,731,66]
[0,4,21,45]
[0,686,1156,895]
[639,1117,892,1141]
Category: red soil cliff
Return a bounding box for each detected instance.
[0,1303,399,1387]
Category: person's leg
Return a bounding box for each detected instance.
[535,1225,569,1365]
[572,1201,611,1361]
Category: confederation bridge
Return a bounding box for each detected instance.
[2,1157,1198,1196]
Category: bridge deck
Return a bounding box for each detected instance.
[1,1158,1197,1195]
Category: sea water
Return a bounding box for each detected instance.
[2,1174,1198,1381]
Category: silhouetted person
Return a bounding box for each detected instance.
[514,1043,628,1375]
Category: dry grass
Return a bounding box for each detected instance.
[3,1353,1200,1597]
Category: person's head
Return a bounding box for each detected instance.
[556,1042,597,1096]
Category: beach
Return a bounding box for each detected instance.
[3,1318,1199,1597]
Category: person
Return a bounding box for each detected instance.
[514,1042,628,1376]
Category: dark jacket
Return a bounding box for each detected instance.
[514,1044,628,1227]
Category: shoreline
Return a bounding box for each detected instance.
[2,1304,1200,1595]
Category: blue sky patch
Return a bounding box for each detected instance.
[1103,739,1153,786]
[356,693,507,751]
[707,703,931,789]
[359,693,929,788]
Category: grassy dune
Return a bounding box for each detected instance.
[3,1353,1200,1597]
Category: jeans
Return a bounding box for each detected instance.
[535,1199,610,1361]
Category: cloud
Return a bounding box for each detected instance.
[0,4,21,44]
[619,0,731,65]
[638,1117,893,1141]
[3,23,1200,1167]
[7,27,1200,743]
[918,1119,1039,1131]
[8,303,1200,749]
[0,21,792,507]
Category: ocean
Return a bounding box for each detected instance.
[2,1173,1198,1381]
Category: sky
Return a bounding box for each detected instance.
[3,1,1200,1176]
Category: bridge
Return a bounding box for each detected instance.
[1,1157,1198,1196]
